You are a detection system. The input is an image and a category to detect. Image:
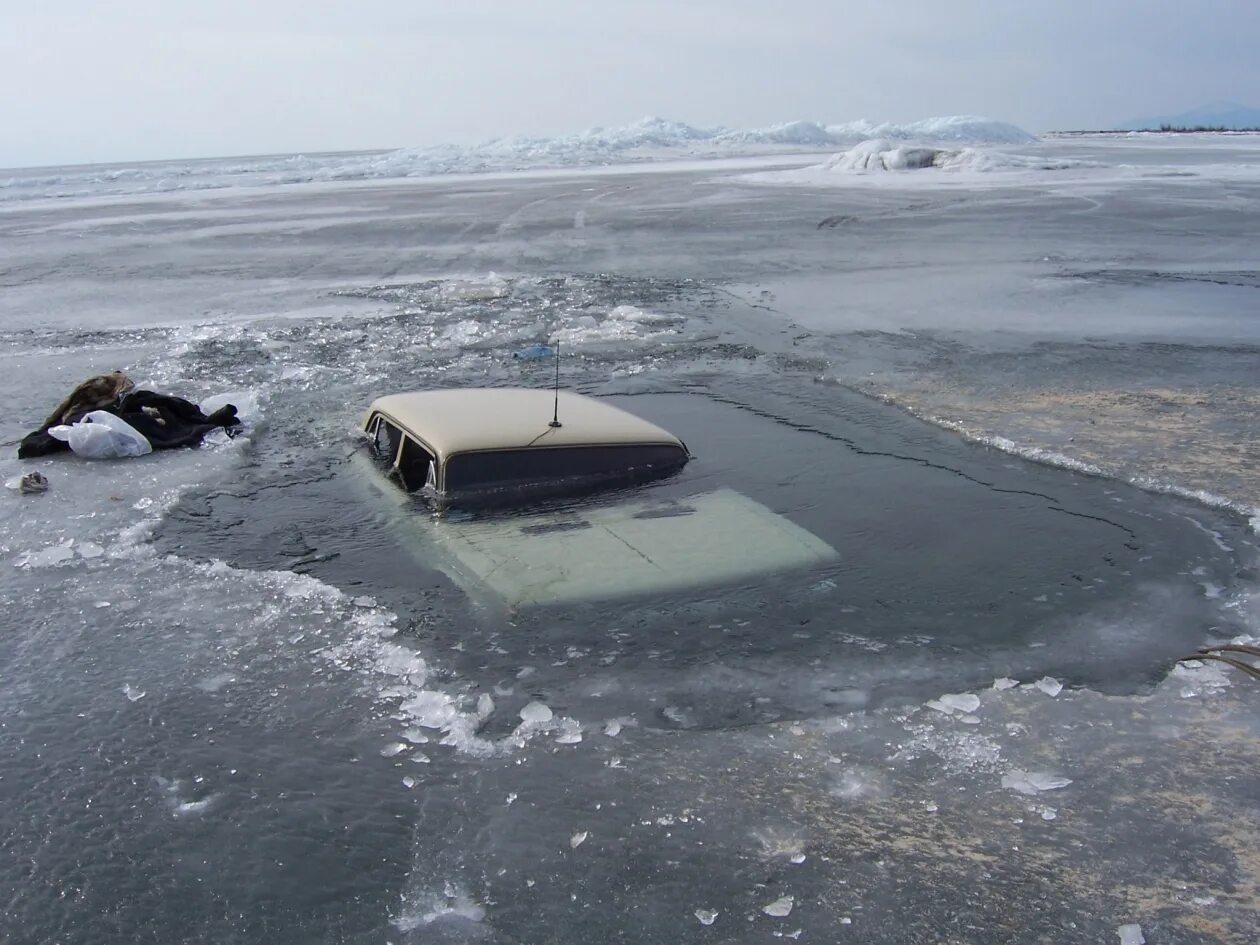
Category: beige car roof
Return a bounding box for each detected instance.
[365,388,686,459]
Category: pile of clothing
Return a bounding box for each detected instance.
[18,371,240,459]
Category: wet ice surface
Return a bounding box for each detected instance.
[3,137,1260,944]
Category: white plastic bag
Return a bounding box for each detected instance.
[48,411,152,459]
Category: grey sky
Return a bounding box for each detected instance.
[3,0,1257,168]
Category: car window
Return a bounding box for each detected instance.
[371,415,402,462]
[398,436,436,492]
[445,444,687,491]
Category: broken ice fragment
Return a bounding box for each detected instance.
[762,896,794,918]
[604,719,622,737]
[476,693,495,719]
[938,693,981,713]
[402,776,416,789]
[380,742,408,758]
[789,853,806,864]
[569,831,588,849]
[694,909,718,926]
[1002,770,1073,795]
[520,701,553,723]
[122,684,145,702]
[992,677,1019,690]
[1117,924,1145,945]
[1034,676,1063,697]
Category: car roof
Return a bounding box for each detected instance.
[366,388,686,459]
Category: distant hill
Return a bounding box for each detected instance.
[1116,101,1260,131]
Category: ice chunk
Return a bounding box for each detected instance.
[380,742,408,758]
[519,701,553,723]
[122,684,146,702]
[402,776,417,789]
[763,896,794,918]
[77,541,105,559]
[604,719,622,737]
[993,677,1019,690]
[1002,770,1073,795]
[695,909,718,926]
[1117,924,1145,945]
[554,719,583,744]
[1034,677,1063,697]
[401,690,457,728]
[929,693,981,714]
[16,541,76,569]
[476,693,495,720]
[569,831,588,849]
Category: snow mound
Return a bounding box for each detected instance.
[818,139,1082,174]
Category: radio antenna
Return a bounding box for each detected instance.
[548,338,562,428]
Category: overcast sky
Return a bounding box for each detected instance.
[2,0,1257,168]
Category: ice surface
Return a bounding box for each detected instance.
[7,133,1260,944]
[1001,770,1074,795]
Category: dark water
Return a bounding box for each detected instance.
[95,368,1245,945]
[158,376,1245,729]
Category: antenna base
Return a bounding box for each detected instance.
[548,420,563,428]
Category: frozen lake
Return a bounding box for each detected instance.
[3,135,1259,944]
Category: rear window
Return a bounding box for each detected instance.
[445,444,686,491]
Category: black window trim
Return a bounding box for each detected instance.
[441,442,688,493]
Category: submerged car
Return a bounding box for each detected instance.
[363,387,691,499]
[356,387,837,610]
